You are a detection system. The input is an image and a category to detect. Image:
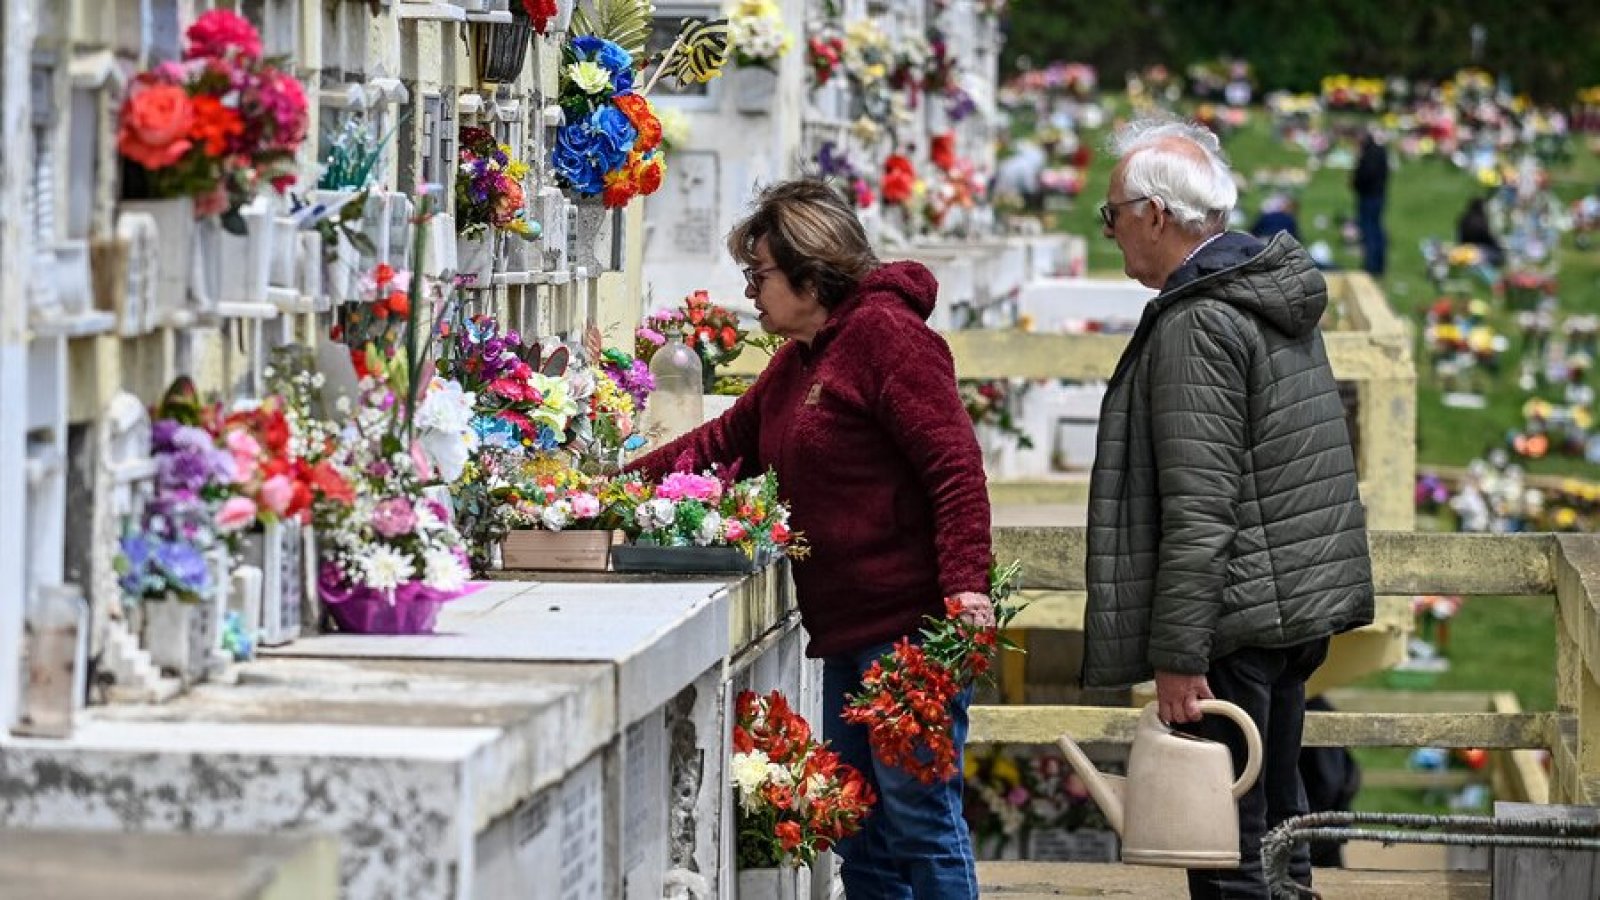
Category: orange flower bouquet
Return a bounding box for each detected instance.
[731,690,876,867]
[841,560,1025,784]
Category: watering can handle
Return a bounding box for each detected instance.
[1197,699,1263,799]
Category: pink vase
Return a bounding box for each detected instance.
[318,571,462,635]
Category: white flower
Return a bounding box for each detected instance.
[361,544,416,593]
[540,502,572,532]
[803,772,829,800]
[730,750,772,810]
[414,501,443,532]
[694,510,724,547]
[639,498,678,531]
[415,378,481,482]
[423,547,470,593]
[765,761,794,788]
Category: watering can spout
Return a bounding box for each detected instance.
[1057,733,1125,835]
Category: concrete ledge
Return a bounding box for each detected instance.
[0,829,339,900]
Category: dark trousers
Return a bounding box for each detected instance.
[1357,196,1386,276]
[1180,638,1331,899]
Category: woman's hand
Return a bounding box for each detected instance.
[949,591,995,627]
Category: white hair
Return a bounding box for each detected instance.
[1108,118,1237,234]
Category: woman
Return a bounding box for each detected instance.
[630,179,992,897]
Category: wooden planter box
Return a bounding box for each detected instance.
[500,529,614,571]
[610,544,768,575]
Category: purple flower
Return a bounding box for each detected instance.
[159,449,215,493]
[370,498,418,538]
[151,419,180,453]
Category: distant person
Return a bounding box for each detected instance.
[1351,132,1389,276]
[1251,193,1301,241]
[1456,196,1505,267]
[993,140,1047,212]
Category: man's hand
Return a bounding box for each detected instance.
[1154,670,1214,725]
[949,591,995,627]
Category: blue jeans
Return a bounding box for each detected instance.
[823,641,978,900]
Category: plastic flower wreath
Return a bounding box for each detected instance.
[842,560,1025,784]
[456,126,537,238]
[551,36,667,209]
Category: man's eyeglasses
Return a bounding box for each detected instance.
[743,265,780,291]
[1098,196,1151,229]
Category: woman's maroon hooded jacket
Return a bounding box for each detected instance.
[631,261,992,657]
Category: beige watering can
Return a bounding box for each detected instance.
[1057,700,1262,868]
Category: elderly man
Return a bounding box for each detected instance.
[1083,118,1375,899]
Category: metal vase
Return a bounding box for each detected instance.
[476,6,534,83]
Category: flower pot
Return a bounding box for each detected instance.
[476,3,534,83]
[216,199,276,306]
[732,66,780,115]
[736,866,809,900]
[118,197,194,325]
[500,529,614,571]
[318,576,462,635]
[141,597,216,682]
[568,196,613,274]
[611,543,769,574]
[457,230,496,289]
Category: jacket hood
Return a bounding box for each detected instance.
[807,260,939,352]
[1156,231,1327,338]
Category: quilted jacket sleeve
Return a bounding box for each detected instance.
[1148,302,1252,674]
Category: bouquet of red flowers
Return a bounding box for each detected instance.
[732,690,876,867]
[841,560,1025,784]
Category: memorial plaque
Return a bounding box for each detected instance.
[559,755,604,900]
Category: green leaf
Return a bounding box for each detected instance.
[572,0,656,60]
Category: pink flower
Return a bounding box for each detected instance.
[225,429,262,481]
[1007,786,1029,807]
[255,68,309,150]
[260,474,294,515]
[657,472,723,502]
[215,496,259,532]
[570,493,600,518]
[370,498,418,538]
[185,9,263,61]
[724,519,748,542]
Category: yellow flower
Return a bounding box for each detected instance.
[566,61,611,95]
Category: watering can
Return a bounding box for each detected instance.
[1057,700,1262,868]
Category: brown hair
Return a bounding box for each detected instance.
[726,179,879,309]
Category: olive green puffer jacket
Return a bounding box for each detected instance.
[1083,231,1374,688]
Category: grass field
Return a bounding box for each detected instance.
[1038,98,1594,813]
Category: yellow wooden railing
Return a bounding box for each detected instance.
[969,529,1600,807]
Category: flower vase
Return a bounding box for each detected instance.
[118,197,195,326]
[457,230,496,289]
[732,66,780,115]
[318,574,463,635]
[736,866,810,900]
[141,597,215,683]
[476,1,534,83]
[569,196,613,274]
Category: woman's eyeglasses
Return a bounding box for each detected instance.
[1098,196,1151,229]
[743,265,780,291]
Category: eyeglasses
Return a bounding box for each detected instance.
[1098,196,1152,229]
[743,264,781,291]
